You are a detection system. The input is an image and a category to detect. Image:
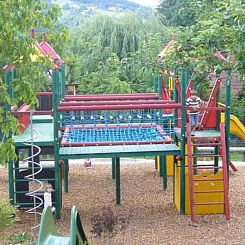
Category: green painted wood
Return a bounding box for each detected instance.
[14,123,54,147]
[32,115,53,123]
[52,69,61,219]
[180,69,186,215]
[112,158,115,179]
[64,159,69,193]
[59,144,180,159]
[225,70,231,176]
[115,157,120,205]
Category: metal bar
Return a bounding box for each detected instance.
[65,93,159,101]
[52,68,61,219]
[180,69,186,215]
[160,155,167,190]
[59,100,176,106]
[112,158,115,179]
[58,103,182,111]
[225,70,231,177]
[115,157,120,205]
[64,159,69,193]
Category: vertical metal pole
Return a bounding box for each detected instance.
[64,159,69,193]
[8,160,15,205]
[112,157,116,179]
[160,155,167,190]
[4,68,15,205]
[52,68,61,219]
[61,64,66,99]
[180,69,186,214]
[158,75,163,100]
[115,157,120,205]
[153,76,157,93]
[225,70,231,176]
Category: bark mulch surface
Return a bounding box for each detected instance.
[1,159,245,244]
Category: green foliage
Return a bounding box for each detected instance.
[0,0,67,165]
[7,232,33,245]
[0,197,16,228]
[157,0,196,27]
[64,12,169,94]
[163,0,245,79]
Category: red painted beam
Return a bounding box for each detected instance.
[59,100,175,107]
[58,103,181,112]
[64,93,159,101]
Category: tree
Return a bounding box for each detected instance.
[161,0,244,119]
[157,0,196,27]
[0,1,67,165]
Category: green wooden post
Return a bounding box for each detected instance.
[52,68,61,219]
[153,75,158,93]
[180,69,187,214]
[112,157,116,179]
[4,68,15,205]
[61,64,66,99]
[160,155,167,190]
[115,157,120,205]
[225,70,231,176]
[8,160,15,205]
[158,75,163,100]
[64,159,69,193]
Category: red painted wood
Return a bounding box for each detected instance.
[59,100,175,107]
[64,93,159,101]
[58,103,181,111]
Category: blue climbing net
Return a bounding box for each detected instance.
[61,110,176,145]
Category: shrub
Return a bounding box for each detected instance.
[0,196,16,228]
[91,206,130,238]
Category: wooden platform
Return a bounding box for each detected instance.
[13,121,54,147]
[59,144,180,159]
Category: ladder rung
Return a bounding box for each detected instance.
[194,190,224,193]
[13,167,54,170]
[191,154,222,158]
[191,142,222,146]
[15,191,45,194]
[15,178,55,182]
[194,202,225,205]
[193,166,223,170]
[193,178,224,181]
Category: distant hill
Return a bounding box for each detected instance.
[50,0,150,12]
[48,0,153,26]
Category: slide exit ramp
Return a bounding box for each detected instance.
[37,206,87,245]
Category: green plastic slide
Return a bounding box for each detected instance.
[37,206,87,245]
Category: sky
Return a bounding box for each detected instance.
[129,0,160,8]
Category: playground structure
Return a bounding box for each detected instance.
[3,33,245,231]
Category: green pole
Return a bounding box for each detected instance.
[61,64,66,99]
[153,76,157,93]
[112,157,116,179]
[225,70,231,176]
[52,68,61,219]
[4,68,15,205]
[64,159,69,193]
[158,75,162,100]
[160,155,167,190]
[180,69,187,215]
[115,157,120,205]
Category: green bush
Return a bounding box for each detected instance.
[0,197,16,228]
